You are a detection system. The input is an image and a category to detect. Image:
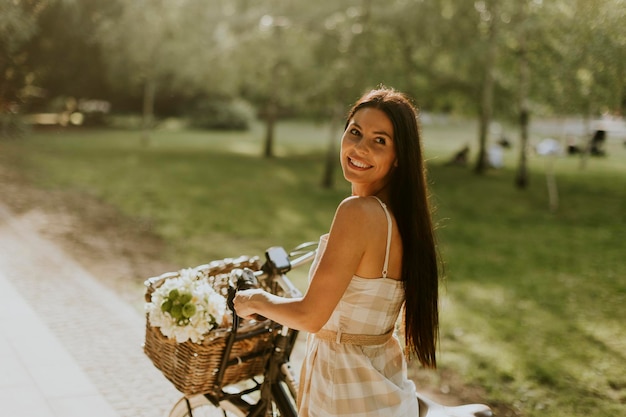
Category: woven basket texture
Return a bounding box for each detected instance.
[143,255,275,395]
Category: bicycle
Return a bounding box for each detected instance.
[168,242,317,417]
[165,242,493,417]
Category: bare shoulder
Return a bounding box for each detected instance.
[336,196,383,218]
[332,196,387,234]
[323,197,383,269]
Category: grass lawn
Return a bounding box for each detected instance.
[1,119,624,417]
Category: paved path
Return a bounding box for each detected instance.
[0,202,181,417]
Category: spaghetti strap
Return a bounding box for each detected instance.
[371,196,392,278]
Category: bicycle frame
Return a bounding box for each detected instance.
[196,309,299,416]
[242,324,299,417]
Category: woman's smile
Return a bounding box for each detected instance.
[347,156,372,169]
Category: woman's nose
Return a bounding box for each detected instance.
[354,138,369,153]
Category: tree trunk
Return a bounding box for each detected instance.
[263,32,284,158]
[141,75,156,147]
[321,104,344,189]
[515,107,530,188]
[474,2,499,175]
[578,102,593,170]
[515,12,530,189]
[545,156,559,212]
[263,100,277,158]
[475,108,491,174]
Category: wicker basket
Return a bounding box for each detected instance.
[143,255,276,396]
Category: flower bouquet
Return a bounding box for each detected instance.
[143,255,276,395]
[145,268,228,344]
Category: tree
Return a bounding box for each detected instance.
[0,0,41,137]
[514,5,531,189]
[96,0,230,143]
[474,0,500,174]
[11,0,624,167]
[231,1,339,158]
[308,0,379,186]
[498,0,541,189]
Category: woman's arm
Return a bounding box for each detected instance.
[233,197,374,333]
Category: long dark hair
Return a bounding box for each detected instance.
[346,87,440,368]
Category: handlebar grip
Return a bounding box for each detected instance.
[234,268,267,322]
[236,268,261,291]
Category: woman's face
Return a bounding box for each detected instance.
[340,107,398,194]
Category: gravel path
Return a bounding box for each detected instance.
[0,202,181,417]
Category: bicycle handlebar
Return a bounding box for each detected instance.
[229,241,318,319]
[252,241,317,298]
[286,241,319,270]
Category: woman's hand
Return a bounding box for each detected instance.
[233,288,266,320]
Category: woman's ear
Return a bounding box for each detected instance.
[394,159,399,168]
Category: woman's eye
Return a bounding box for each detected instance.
[350,128,360,136]
[375,137,386,145]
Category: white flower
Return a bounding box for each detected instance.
[146,268,227,344]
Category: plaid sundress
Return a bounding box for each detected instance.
[298,198,418,417]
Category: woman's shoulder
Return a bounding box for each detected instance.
[337,195,383,210]
[334,196,388,228]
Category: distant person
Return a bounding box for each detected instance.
[487,143,504,168]
[590,129,606,156]
[447,144,470,166]
[536,138,563,156]
[566,136,581,155]
[234,87,491,417]
[496,135,511,148]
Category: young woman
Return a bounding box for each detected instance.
[234,87,490,417]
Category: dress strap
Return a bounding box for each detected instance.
[371,196,392,278]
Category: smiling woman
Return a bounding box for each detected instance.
[234,86,491,417]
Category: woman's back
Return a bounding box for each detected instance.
[297,198,419,417]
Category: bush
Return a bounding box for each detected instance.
[187,98,253,131]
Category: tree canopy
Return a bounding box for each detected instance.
[2,0,624,128]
